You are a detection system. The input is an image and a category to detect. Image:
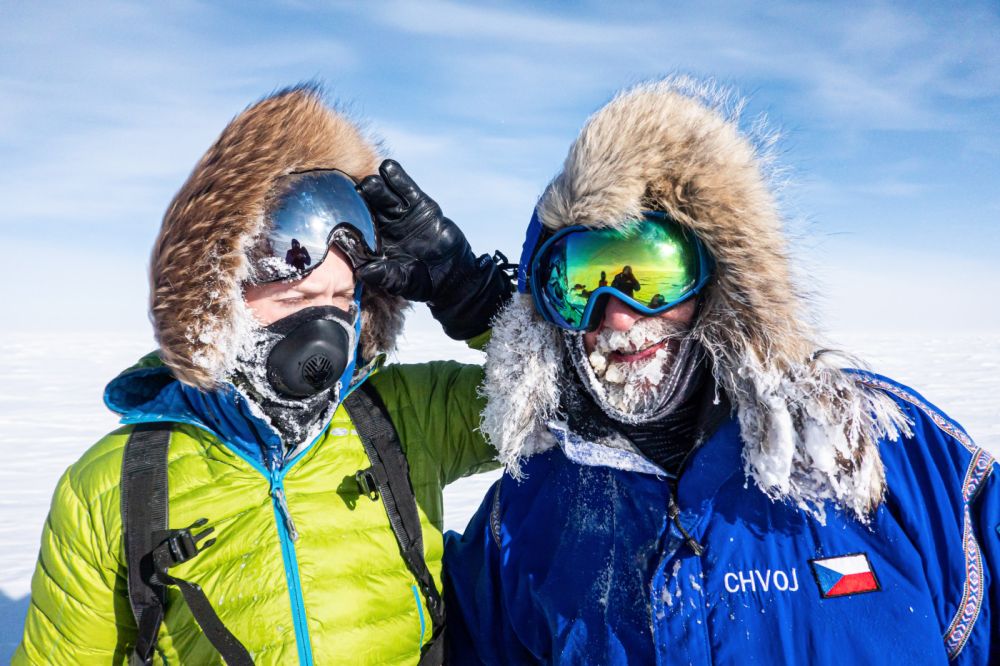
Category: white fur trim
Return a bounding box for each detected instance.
[480,294,561,478]
[479,76,910,519]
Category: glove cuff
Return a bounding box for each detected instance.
[430,253,514,340]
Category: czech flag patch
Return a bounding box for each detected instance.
[809,553,880,598]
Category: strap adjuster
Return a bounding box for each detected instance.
[152,518,216,576]
[355,468,379,501]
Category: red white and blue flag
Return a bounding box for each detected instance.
[809,553,880,598]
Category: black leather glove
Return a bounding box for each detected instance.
[356,160,512,340]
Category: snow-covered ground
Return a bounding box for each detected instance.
[1,319,997,659]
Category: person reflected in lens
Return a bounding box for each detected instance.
[611,264,640,298]
[284,237,312,271]
[577,271,607,300]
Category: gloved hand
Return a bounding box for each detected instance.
[356,160,512,340]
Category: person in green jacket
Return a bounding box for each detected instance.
[14,86,509,665]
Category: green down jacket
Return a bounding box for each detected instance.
[14,355,497,665]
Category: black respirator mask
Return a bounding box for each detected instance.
[229,303,360,451]
[263,305,358,399]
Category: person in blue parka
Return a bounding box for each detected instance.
[444,77,1000,665]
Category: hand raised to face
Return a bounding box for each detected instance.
[355,159,474,304]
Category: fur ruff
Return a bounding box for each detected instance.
[482,77,909,519]
[150,85,407,389]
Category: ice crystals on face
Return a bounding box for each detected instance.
[585,316,690,415]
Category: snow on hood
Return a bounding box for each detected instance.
[481,77,910,520]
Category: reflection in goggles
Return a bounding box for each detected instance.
[537,219,703,330]
[251,169,379,283]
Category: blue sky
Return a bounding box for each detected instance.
[1,1,998,337]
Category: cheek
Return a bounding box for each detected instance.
[660,298,697,324]
[583,331,598,355]
[244,297,283,327]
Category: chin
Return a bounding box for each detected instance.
[600,376,663,414]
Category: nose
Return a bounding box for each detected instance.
[597,296,644,332]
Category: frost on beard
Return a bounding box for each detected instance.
[584,316,690,415]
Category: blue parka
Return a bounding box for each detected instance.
[445,372,1000,664]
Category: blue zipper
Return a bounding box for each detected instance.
[121,414,325,665]
[270,469,312,664]
[256,433,328,666]
[118,369,378,665]
[256,375,373,665]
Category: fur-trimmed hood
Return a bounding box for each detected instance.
[150,85,406,390]
[482,77,909,519]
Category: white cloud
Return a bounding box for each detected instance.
[0,0,995,340]
[362,0,654,46]
[0,2,357,231]
[351,0,1000,135]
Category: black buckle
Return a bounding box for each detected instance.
[152,518,216,575]
[355,468,379,501]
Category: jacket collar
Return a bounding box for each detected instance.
[103,352,383,472]
[104,360,281,470]
[548,414,742,506]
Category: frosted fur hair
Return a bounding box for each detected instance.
[150,85,406,390]
[482,77,909,519]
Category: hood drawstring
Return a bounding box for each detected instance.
[667,487,704,556]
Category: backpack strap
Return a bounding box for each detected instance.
[343,383,446,664]
[120,422,254,666]
[121,423,170,665]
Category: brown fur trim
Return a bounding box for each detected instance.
[150,85,406,389]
